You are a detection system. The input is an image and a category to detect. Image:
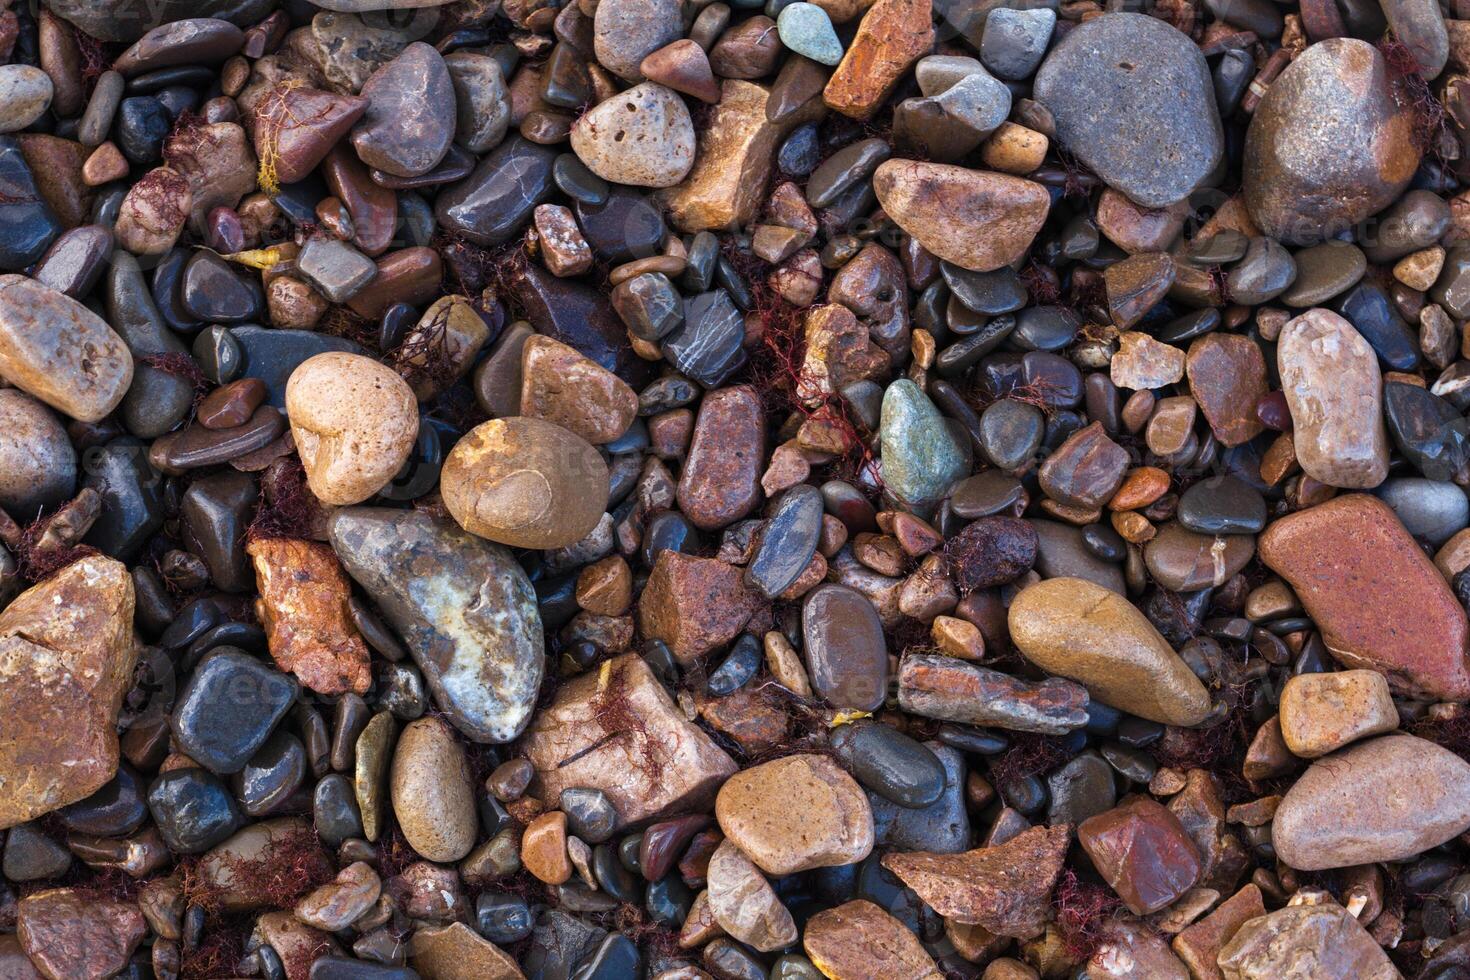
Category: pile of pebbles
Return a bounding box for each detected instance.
[1,0,1470,977]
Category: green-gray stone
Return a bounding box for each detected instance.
[879,379,969,509]
[777,3,843,66]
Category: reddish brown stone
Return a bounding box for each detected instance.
[345,247,443,319]
[1039,421,1130,509]
[1185,334,1267,447]
[197,377,267,430]
[248,537,373,696]
[251,85,367,186]
[944,516,1038,590]
[677,385,766,530]
[638,551,762,661]
[823,0,935,120]
[1259,494,1470,701]
[522,811,571,885]
[697,687,791,755]
[1078,796,1202,915]
[17,888,146,980]
[1105,252,1176,329]
[520,654,738,829]
[881,825,1069,938]
[519,334,637,445]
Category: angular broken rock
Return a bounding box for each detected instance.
[823,0,935,120]
[881,824,1070,938]
[896,653,1090,734]
[520,654,738,829]
[0,555,135,829]
[17,887,147,980]
[248,537,372,696]
[328,508,544,743]
[803,900,943,979]
[637,551,762,661]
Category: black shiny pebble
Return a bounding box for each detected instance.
[147,768,243,854]
[571,933,640,980]
[1081,522,1127,562]
[233,731,307,817]
[313,773,363,847]
[561,787,617,844]
[777,123,820,175]
[477,891,535,944]
[309,957,418,979]
[535,572,582,631]
[2,824,71,881]
[591,844,641,904]
[1156,307,1220,344]
[1100,742,1157,784]
[664,289,748,388]
[170,648,299,774]
[642,510,700,567]
[680,231,720,293]
[935,724,1010,755]
[998,772,1048,815]
[942,262,1028,315]
[1084,700,1123,736]
[1178,475,1268,534]
[154,248,203,333]
[158,597,223,650]
[1116,717,1165,748]
[574,186,664,265]
[831,721,947,809]
[746,484,823,598]
[127,66,216,94]
[114,96,171,164]
[378,416,452,503]
[0,137,61,272]
[181,251,262,323]
[553,153,609,206]
[706,633,762,696]
[192,326,242,383]
[81,437,166,563]
[645,874,693,927]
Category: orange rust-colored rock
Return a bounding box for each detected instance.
[1259,494,1470,701]
[0,555,135,830]
[804,900,943,978]
[823,0,935,120]
[248,537,372,696]
[873,160,1049,273]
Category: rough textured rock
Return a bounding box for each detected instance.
[570,83,696,188]
[17,888,147,980]
[823,0,935,120]
[1259,494,1470,701]
[803,900,943,979]
[1217,897,1400,979]
[0,275,132,422]
[706,839,797,952]
[1008,577,1211,726]
[637,551,762,661]
[328,508,545,742]
[1277,669,1398,758]
[248,537,373,696]
[521,654,738,829]
[882,825,1070,937]
[0,556,135,829]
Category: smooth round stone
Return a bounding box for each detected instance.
[706,632,761,696]
[3,823,70,881]
[0,388,75,515]
[1280,241,1366,306]
[1144,522,1255,592]
[477,892,534,945]
[436,137,558,247]
[1012,306,1080,351]
[147,768,243,854]
[746,484,823,598]
[1243,38,1419,244]
[35,226,115,299]
[808,138,891,209]
[979,398,1044,471]
[1376,478,1470,547]
[830,722,945,809]
[943,263,1026,315]
[561,787,618,844]
[0,66,54,133]
[113,18,244,74]
[181,251,259,322]
[594,0,683,80]
[777,123,820,175]
[645,874,692,926]
[115,96,171,163]
[715,754,874,874]
[1156,308,1220,345]
[444,52,510,155]
[1177,475,1267,534]
[1274,734,1470,870]
[286,352,419,506]
[879,379,969,508]
[352,43,455,178]
[1046,750,1116,826]
[0,275,133,423]
[981,8,1055,80]
[1334,281,1420,372]
[173,649,298,777]
[949,471,1026,518]
[1226,236,1296,305]
[390,716,477,862]
[777,3,843,65]
[574,187,667,265]
[1363,188,1452,264]
[1009,576,1211,726]
[1384,381,1470,482]
[314,774,363,847]
[803,584,888,712]
[232,731,306,817]
[1082,523,1127,562]
[441,416,608,549]
[1032,13,1222,208]
[570,82,696,189]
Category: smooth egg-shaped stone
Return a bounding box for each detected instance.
[0,275,132,422]
[389,716,477,862]
[802,584,888,712]
[1008,577,1210,726]
[441,416,609,550]
[0,66,54,133]
[1273,734,1470,870]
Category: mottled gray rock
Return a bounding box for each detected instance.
[328,508,545,743]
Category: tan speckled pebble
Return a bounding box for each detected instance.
[285,351,419,506]
[1277,669,1397,758]
[441,416,609,549]
[388,717,478,863]
[715,754,873,875]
